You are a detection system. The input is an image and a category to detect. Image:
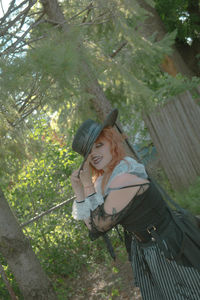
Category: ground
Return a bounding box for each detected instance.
[64,256,142,300]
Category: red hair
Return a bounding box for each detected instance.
[90,127,126,191]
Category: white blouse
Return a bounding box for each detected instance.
[72,156,148,220]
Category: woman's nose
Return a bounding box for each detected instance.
[90,149,95,157]
[90,145,96,155]
[90,148,98,159]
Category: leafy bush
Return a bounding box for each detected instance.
[173,177,200,215]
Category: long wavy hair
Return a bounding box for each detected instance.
[90,126,126,191]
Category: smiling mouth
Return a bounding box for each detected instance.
[92,156,102,165]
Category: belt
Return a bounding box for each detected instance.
[131,231,151,243]
[131,208,172,244]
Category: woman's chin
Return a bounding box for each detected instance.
[93,164,102,170]
[92,163,104,171]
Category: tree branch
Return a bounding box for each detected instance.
[110,41,128,58]
[0,14,45,56]
[0,0,16,24]
[0,0,36,35]
[20,196,75,227]
[0,263,17,300]
[69,2,93,22]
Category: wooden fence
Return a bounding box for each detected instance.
[144,91,200,190]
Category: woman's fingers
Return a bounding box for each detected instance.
[71,160,93,188]
[79,161,93,186]
[71,170,81,183]
[83,158,92,173]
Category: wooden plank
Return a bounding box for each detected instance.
[144,91,200,189]
[174,94,200,172]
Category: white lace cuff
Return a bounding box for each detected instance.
[72,193,104,220]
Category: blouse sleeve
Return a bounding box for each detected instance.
[72,192,104,220]
[105,156,148,188]
[88,183,148,240]
[71,157,148,239]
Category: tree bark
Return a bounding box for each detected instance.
[0,189,58,299]
[136,0,195,77]
[40,0,113,122]
[40,0,137,158]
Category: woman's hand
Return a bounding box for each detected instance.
[79,159,95,196]
[70,169,85,201]
[79,159,92,187]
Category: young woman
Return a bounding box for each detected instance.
[71,109,200,300]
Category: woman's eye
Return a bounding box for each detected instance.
[96,143,103,148]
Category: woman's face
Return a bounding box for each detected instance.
[89,138,112,171]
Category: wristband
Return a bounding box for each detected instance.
[72,192,104,220]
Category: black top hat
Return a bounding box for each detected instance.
[72,109,118,172]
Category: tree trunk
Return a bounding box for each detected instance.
[136,0,195,77]
[40,0,137,158]
[136,0,200,188]
[0,189,58,299]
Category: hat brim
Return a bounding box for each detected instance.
[78,109,118,175]
[103,108,118,128]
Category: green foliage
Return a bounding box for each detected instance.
[6,119,76,221]
[1,1,200,298]
[0,265,21,300]
[148,73,200,107]
[81,1,178,112]
[2,118,119,298]
[27,28,81,89]
[152,167,200,215]
[155,0,200,44]
[0,119,28,189]
[173,177,200,215]
[1,0,199,142]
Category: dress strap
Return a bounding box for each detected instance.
[107,182,150,192]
